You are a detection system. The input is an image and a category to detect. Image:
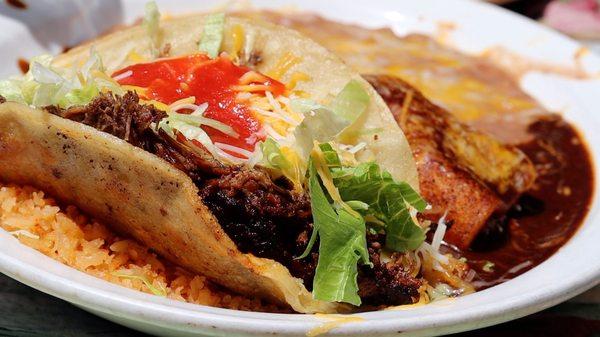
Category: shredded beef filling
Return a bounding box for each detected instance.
[44,92,423,306]
[358,234,422,306]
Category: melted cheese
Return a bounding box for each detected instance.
[307,314,365,337]
[245,12,546,126]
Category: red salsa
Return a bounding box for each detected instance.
[112,54,286,156]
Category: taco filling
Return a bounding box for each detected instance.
[0,5,475,311]
[44,51,461,307]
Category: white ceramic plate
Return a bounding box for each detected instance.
[0,1,599,336]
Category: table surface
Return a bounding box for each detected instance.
[0,273,598,337]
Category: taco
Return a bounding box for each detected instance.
[0,4,471,313]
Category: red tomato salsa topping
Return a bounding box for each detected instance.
[112,54,286,157]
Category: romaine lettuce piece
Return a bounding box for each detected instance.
[143,1,161,58]
[199,13,225,58]
[306,160,370,306]
[260,138,301,183]
[330,79,370,122]
[291,80,370,160]
[0,52,122,109]
[334,162,427,251]
[300,143,427,305]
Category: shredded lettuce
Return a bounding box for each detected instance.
[199,13,225,58]
[165,109,238,137]
[318,142,343,168]
[112,271,167,297]
[292,101,349,160]
[262,80,369,186]
[299,143,427,305]
[0,79,24,103]
[9,230,39,240]
[482,261,495,273]
[0,55,52,105]
[143,1,161,58]
[305,159,370,306]
[158,114,222,159]
[158,110,248,165]
[260,138,306,189]
[0,51,122,109]
[291,80,370,160]
[330,80,370,122]
[345,200,370,212]
[261,138,290,170]
[429,283,454,302]
[331,161,426,252]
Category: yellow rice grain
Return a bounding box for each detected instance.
[0,185,284,312]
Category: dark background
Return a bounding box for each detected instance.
[502,0,553,19]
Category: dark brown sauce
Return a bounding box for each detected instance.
[5,0,26,10]
[17,58,29,74]
[452,115,594,288]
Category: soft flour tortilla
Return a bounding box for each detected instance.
[0,15,418,313]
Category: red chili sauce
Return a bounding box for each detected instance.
[112,54,285,156]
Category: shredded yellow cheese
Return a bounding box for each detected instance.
[286,72,311,90]
[292,90,310,98]
[76,71,86,86]
[127,49,147,63]
[267,52,300,80]
[280,145,306,190]
[399,89,414,130]
[247,93,300,137]
[311,143,361,219]
[230,24,245,61]
[232,84,273,92]
[169,96,196,108]
[141,99,169,111]
[180,82,190,92]
[121,85,148,96]
[239,71,267,85]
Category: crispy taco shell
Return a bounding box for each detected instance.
[0,15,417,313]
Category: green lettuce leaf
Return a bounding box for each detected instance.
[318,142,342,168]
[291,102,349,159]
[299,143,426,305]
[0,79,24,103]
[306,161,370,306]
[112,271,167,297]
[0,52,122,109]
[330,80,370,122]
[143,0,161,58]
[158,110,235,164]
[199,13,225,58]
[334,162,427,251]
[261,137,291,171]
[260,137,307,190]
[291,80,370,159]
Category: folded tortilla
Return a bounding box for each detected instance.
[0,15,418,313]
